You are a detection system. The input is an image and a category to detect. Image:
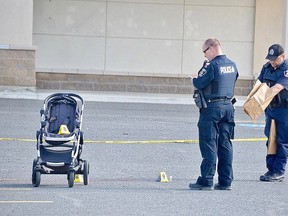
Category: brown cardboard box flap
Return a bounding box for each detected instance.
[243,98,263,121]
[243,83,276,121]
[267,119,277,155]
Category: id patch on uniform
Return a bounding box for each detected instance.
[198,69,207,77]
[284,70,288,77]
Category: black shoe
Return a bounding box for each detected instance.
[214,183,231,190]
[260,171,272,181]
[267,173,285,182]
[189,182,213,191]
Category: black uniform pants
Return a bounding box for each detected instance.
[265,107,288,174]
[196,101,235,186]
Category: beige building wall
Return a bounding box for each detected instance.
[0,0,287,95]
[0,0,33,45]
[0,0,36,88]
[32,0,256,94]
[33,0,255,79]
[253,0,287,79]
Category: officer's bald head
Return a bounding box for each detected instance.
[202,38,222,60]
[203,38,221,51]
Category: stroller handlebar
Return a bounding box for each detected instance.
[44,93,84,105]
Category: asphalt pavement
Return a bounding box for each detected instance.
[1,88,287,216]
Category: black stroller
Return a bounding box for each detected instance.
[32,93,89,187]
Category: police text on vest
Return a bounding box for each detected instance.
[220,66,235,74]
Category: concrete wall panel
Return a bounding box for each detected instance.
[106,38,182,75]
[184,5,254,41]
[34,35,105,72]
[0,0,33,45]
[33,0,106,36]
[107,2,183,39]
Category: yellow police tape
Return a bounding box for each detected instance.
[0,137,267,144]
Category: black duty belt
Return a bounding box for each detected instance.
[206,97,231,103]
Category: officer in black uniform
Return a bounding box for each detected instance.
[189,38,239,190]
[258,44,288,182]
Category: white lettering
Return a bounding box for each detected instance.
[220,66,235,74]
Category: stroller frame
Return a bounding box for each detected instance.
[32,93,89,187]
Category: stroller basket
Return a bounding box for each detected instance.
[40,145,72,165]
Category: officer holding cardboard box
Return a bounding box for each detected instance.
[255,44,288,182]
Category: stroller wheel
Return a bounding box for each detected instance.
[83,160,89,185]
[80,131,84,145]
[32,159,37,185]
[68,171,75,188]
[33,171,41,187]
[32,159,41,187]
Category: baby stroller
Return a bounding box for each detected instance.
[32,93,89,187]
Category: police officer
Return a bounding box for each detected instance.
[189,38,239,190]
[258,44,288,182]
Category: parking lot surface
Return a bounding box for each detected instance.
[1,90,287,216]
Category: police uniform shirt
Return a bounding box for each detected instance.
[193,55,239,99]
[258,60,288,90]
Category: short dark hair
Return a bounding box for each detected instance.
[204,38,220,48]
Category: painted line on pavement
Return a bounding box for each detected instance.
[85,138,267,144]
[0,137,267,144]
[0,201,53,204]
[0,179,16,181]
[0,188,32,191]
[0,138,35,142]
